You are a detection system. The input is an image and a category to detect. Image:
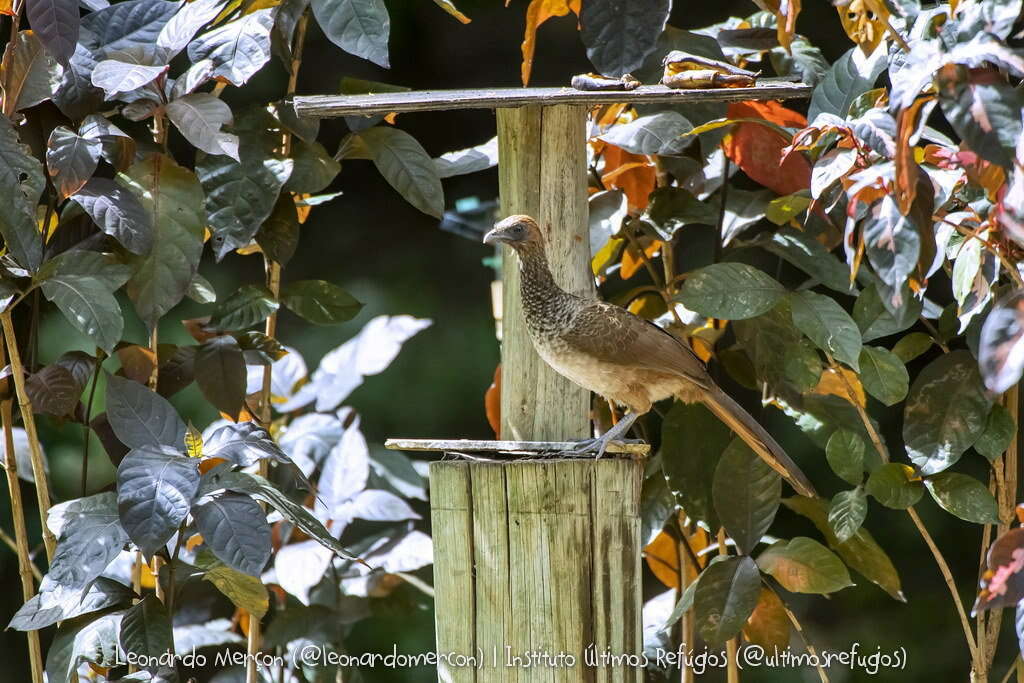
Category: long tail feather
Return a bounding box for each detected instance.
[701,389,817,498]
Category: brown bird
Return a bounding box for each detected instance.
[483,214,816,498]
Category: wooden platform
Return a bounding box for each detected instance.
[385,438,650,457]
[292,80,813,118]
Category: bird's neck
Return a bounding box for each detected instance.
[515,243,575,332]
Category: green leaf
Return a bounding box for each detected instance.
[863,196,920,297]
[808,46,886,121]
[72,177,154,254]
[828,488,868,543]
[45,492,129,592]
[924,472,1000,524]
[4,28,63,113]
[712,438,781,555]
[357,126,444,218]
[25,364,80,416]
[9,577,130,632]
[122,154,205,330]
[678,263,786,320]
[187,9,275,85]
[980,290,1024,393]
[789,289,862,370]
[209,285,279,331]
[193,492,271,576]
[166,92,240,160]
[640,187,719,239]
[783,340,822,392]
[196,549,269,618]
[599,112,692,156]
[117,446,199,557]
[765,194,811,225]
[311,0,391,67]
[733,299,803,390]
[693,555,761,645]
[826,428,866,486]
[46,612,124,683]
[46,125,100,198]
[720,188,772,246]
[782,496,904,601]
[853,283,922,342]
[197,139,292,260]
[746,227,854,295]
[903,350,992,474]
[285,139,341,194]
[26,0,78,65]
[119,595,173,659]
[865,463,923,509]
[105,373,186,450]
[256,196,300,266]
[0,114,45,270]
[858,346,909,406]
[38,258,126,355]
[661,402,731,529]
[770,36,828,86]
[939,80,1022,169]
[195,336,247,419]
[756,537,853,594]
[579,0,670,77]
[280,279,362,325]
[974,403,1017,462]
[892,332,933,363]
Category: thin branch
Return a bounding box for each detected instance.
[781,599,829,683]
[907,506,979,662]
[936,216,1024,290]
[826,353,889,463]
[714,155,730,265]
[80,352,102,497]
[718,528,739,683]
[0,312,55,560]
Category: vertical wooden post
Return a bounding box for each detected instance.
[429,103,643,682]
[495,104,591,442]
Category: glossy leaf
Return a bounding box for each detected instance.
[757,537,853,594]
[45,492,129,591]
[974,403,1017,462]
[105,373,186,450]
[119,595,172,659]
[865,463,923,509]
[25,364,79,416]
[357,126,444,218]
[892,332,933,363]
[195,336,247,420]
[280,279,362,325]
[311,0,391,67]
[853,283,922,343]
[858,346,909,406]
[166,92,240,160]
[903,350,992,474]
[3,30,63,112]
[122,154,205,330]
[197,549,269,619]
[9,577,130,632]
[209,285,279,331]
[71,177,154,254]
[26,0,79,65]
[579,0,669,77]
[979,290,1024,393]
[193,492,271,576]
[203,422,290,467]
[117,446,199,557]
[808,46,886,121]
[694,556,760,645]
[828,488,868,543]
[0,114,45,270]
[712,438,781,555]
[46,126,100,198]
[156,0,225,57]
[599,112,692,156]
[45,612,124,683]
[826,428,865,486]
[678,263,785,320]
[924,472,1000,524]
[661,402,731,529]
[187,9,275,85]
[747,227,854,295]
[790,289,862,370]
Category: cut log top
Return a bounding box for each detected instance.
[292,79,813,118]
[385,438,650,456]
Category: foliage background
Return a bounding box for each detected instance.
[0,0,1012,681]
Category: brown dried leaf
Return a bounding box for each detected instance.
[838,0,889,56]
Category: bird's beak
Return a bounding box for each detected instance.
[483,227,503,246]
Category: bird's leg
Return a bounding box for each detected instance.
[566,411,641,458]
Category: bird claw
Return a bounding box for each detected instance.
[564,437,645,459]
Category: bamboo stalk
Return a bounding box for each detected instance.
[0,337,44,683]
[0,312,55,560]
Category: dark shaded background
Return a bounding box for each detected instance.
[2,1,1008,680]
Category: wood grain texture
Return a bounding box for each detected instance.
[429,459,644,682]
[385,439,649,456]
[292,81,812,118]
[497,105,591,442]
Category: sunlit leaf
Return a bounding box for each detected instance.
[924,472,1000,524]
[600,112,692,156]
[194,492,271,576]
[742,587,790,651]
[197,550,269,618]
[518,0,579,85]
[46,126,100,199]
[826,428,865,486]
[0,113,45,270]
[45,611,124,683]
[789,290,862,370]
[678,263,786,320]
[166,92,240,160]
[828,487,868,543]
[26,0,79,65]
[310,0,390,67]
[865,463,923,509]
[723,101,810,196]
[979,291,1024,393]
[858,345,909,406]
[808,46,886,121]
[1,30,63,113]
[71,177,153,254]
[187,9,275,85]
[117,446,199,557]
[105,373,186,450]
[209,285,279,331]
[757,537,853,594]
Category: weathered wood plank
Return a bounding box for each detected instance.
[429,459,644,682]
[430,462,477,683]
[293,80,812,118]
[385,438,649,456]
[498,104,591,442]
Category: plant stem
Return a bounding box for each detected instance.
[714,155,730,264]
[826,354,889,463]
[80,353,102,497]
[0,338,43,683]
[781,600,829,683]
[716,528,739,683]
[907,505,979,663]
[0,312,55,560]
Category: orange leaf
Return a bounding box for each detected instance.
[601,145,655,210]
[644,522,709,588]
[485,364,501,437]
[893,96,932,215]
[620,239,661,280]
[520,0,580,86]
[723,101,810,196]
[742,587,791,650]
[116,345,157,385]
[186,533,204,551]
[199,457,228,474]
[814,366,866,407]
[755,0,801,52]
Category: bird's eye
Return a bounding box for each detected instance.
[513,224,524,232]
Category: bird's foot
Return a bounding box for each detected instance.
[564,437,645,459]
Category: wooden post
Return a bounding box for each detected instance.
[431,457,643,683]
[496,104,591,442]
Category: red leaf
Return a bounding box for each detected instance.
[723,101,810,196]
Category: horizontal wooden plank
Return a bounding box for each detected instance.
[385,438,650,456]
[292,80,812,118]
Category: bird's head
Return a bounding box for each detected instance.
[483,215,543,250]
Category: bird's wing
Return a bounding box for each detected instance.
[560,300,713,388]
